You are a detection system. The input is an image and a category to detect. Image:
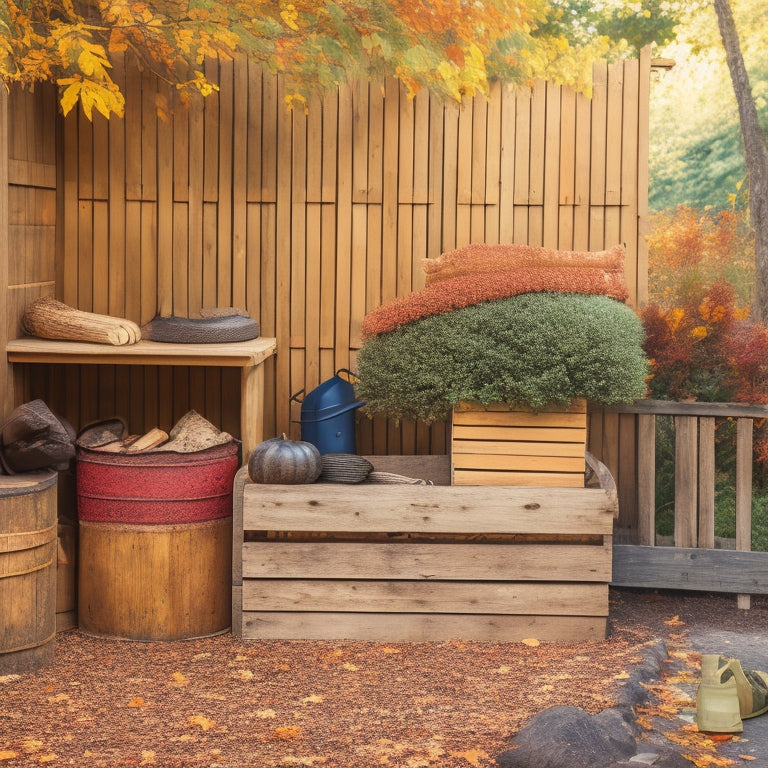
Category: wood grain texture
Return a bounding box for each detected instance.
[0,471,57,673]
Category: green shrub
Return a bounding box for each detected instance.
[355,293,649,422]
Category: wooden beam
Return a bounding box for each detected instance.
[612,545,768,594]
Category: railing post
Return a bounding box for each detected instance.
[698,416,716,548]
[736,418,753,609]
[674,415,698,548]
[637,413,656,545]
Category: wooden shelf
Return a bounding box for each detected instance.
[6,336,277,457]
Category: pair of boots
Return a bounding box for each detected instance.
[696,654,768,733]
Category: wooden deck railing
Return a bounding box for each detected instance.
[604,399,768,607]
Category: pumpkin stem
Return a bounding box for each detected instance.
[280,432,287,440]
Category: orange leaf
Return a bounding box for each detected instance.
[739,756,756,761]
[171,672,189,687]
[274,726,302,740]
[0,753,18,762]
[664,615,686,627]
[521,638,540,647]
[189,715,216,731]
[128,697,146,707]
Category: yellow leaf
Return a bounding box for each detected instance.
[739,756,756,761]
[494,666,512,674]
[521,638,540,647]
[171,672,190,687]
[22,741,44,753]
[381,647,401,654]
[256,709,276,719]
[0,753,18,762]
[140,750,156,765]
[342,663,359,671]
[37,755,57,764]
[614,671,630,679]
[238,670,254,681]
[450,748,490,767]
[302,694,324,704]
[189,715,216,731]
[274,726,302,740]
[539,684,554,692]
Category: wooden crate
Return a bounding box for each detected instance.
[232,455,616,642]
[451,400,587,487]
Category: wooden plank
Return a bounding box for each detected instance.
[636,46,651,306]
[452,440,585,457]
[246,62,263,203]
[381,78,399,304]
[241,612,607,642]
[217,56,234,306]
[573,89,592,250]
[0,87,8,416]
[636,413,656,546]
[697,416,716,549]
[453,470,585,487]
[528,81,546,206]
[243,541,611,581]
[453,454,586,473]
[453,425,586,443]
[61,111,78,306]
[543,81,561,249]
[607,400,768,418]
[605,60,623,206]
[242,484,613,533]
[612,545,768,594]
[335,85,353,370]
[243,580,609,616]
[736,417,753,609]
[674,415,697,548]
[7,337,276,366]
[498,83,516,243]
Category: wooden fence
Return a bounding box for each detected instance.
[607,400,768,607]
[1,51,651,464]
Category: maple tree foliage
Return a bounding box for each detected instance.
[0,0,625,119]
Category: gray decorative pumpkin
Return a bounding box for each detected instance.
[248,433,322,484]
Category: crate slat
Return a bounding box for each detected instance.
[242,541,612,581]
[242,580,608,615]
[241,612,607,642]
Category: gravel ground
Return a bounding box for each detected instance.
[1,588,766,768]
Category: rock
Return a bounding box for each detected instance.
[496,705,638,768]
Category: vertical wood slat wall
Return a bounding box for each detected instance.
[0,83,58,419]
[4,51,649,492]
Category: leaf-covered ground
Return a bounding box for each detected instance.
[2,589,766,768]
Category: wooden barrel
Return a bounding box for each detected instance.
[78,517,231,640]
[0,471,58,673]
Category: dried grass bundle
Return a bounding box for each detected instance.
[22,296,142,346]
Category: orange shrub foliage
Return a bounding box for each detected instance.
[648,206,754,309]
[423,243,625,285]
[362,243,629,339]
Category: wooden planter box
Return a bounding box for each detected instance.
[232,455,616,642]
[451,400,587,487]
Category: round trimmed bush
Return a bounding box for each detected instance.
[355,292,649,423]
